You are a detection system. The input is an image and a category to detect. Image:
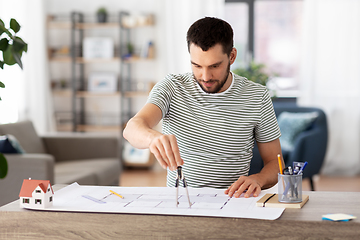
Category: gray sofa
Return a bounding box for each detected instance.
[0,121,122,206]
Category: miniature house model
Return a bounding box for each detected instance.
[19,178,54,209]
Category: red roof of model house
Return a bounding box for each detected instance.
[19,179,53,197]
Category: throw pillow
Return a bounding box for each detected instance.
[278,111,319,151]
[0,134,26,154]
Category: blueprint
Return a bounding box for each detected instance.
[25,183,285,220]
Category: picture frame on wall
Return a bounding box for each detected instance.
[83,37,114,59]
[88,72,117,92]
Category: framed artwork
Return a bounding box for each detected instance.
[88,72,117,92]
[83,37,114,59]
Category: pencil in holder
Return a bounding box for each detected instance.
[278,173,302,203]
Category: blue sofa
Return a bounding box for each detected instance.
[249,104,328,191]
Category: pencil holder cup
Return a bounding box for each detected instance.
[278,173,302,203]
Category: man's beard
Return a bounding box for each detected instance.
[194,62,231,94]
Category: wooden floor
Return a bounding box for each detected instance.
[120,164,168,187]
[120,164,360,192]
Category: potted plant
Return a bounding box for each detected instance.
[233,62,277,98]
[97,7,108,23]
[0,18,28,179]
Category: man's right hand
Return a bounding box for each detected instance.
[149,134,184,171]
[123,103,184,170]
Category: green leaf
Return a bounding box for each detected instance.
[0,153,8,179]
[0,61,4,69]
[3,45,16,66]
[0,38,9,51]
[10,18,20,33]
[0,19,5,35]
[14,36,27,52]
[12,37,26,52]
[0,81,5,88]
[12,51,23,69]
[233,61,270,87]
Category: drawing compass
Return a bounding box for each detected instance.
[175,166,192,208]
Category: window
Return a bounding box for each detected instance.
[225,0,303,96]
[36,190,41,193]
[48,188,51,192]
[49,196,53,202]
[223,2,249,70]
[23,198,30,204]
[255,1,302,91]
[35,199,42,204]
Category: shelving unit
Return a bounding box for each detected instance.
[47,11,156,167]
[47,14,72,131]
[119,11,155,128]
[69,12,119,132]
[118,11,156,167]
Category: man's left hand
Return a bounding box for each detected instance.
[224,176,262,198]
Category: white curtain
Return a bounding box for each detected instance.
[0,0,26,124]
[299,0,360,175]
[164,0,225,74]
[0,0,54,134]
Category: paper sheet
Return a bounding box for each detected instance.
[25,183,285,220]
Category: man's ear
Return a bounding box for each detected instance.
[230,48,237,64]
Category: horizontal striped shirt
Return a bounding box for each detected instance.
[147,72,281,188]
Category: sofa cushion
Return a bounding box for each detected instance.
[0,135,26,153]
[0,121,46,154]
[55,158,120,186]
[278,111,319,151]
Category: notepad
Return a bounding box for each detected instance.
[322,213,357,222]
[256,193,309,208]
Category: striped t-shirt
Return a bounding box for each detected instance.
[147,72,281,188]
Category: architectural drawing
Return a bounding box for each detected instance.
[21,183,285,220]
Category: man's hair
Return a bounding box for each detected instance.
[187,17,234,56]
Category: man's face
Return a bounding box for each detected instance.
[190,43,236,94]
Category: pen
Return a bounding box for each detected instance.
[287,166,293,175]
[278,154,286,194]
[110,190,124,199]
[282,178,290,196]
[277,154,283,174]
[297,162,308,175]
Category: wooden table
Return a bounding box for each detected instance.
[1,188,360,239]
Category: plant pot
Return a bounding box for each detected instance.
[97,13,107,23]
